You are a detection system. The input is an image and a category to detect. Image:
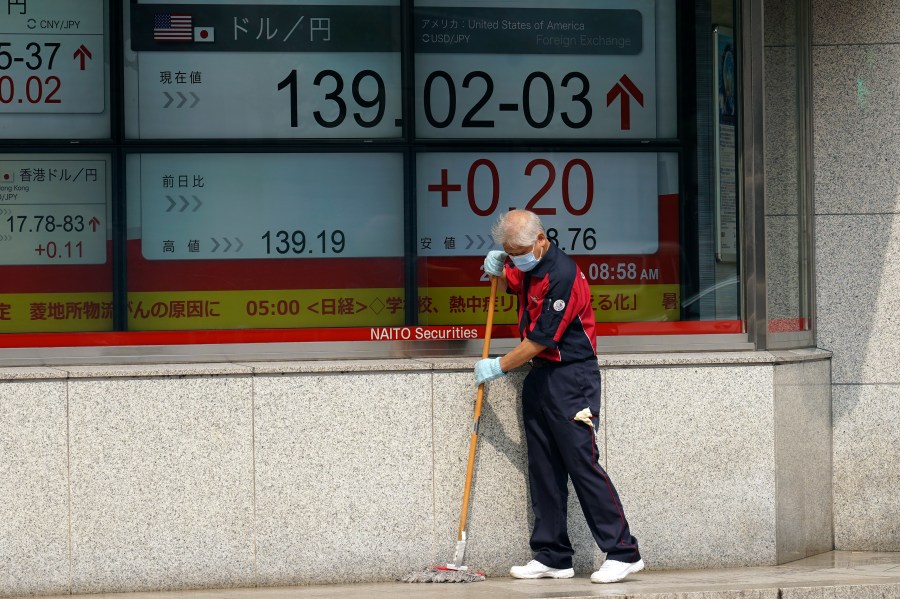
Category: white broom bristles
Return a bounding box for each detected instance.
[400,565,485,583]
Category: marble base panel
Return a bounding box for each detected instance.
[67,376,256,594]
[0,353,838,595]
[253,372,434,585]
[774,360,834,563]
[833,384,900,551]
[430,369,601,577]
[430,369,531,576]
[0,379,70,598]
[604,365,779,569]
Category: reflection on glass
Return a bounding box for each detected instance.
[764,0,810,333]
[681,0,741,325]
[710,16,740,322]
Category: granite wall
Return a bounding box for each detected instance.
[811,0,900,551]
[0,352,832,597]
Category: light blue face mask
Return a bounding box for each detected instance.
[510,241,542,272]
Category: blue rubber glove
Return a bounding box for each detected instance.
[483,251,508,276]
[474,357,506,385]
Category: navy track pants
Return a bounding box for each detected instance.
[522,359,640,569]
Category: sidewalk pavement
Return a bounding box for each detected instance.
[23,551,900,599]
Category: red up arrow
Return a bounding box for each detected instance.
[88,217,100,232]
[606,75,644,131]
[73,45,92,70]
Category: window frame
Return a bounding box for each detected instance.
[740,0,816,351]
[0,0,819,362]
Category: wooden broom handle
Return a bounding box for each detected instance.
[458,275,499,541]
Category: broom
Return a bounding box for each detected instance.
[401,276,499,583]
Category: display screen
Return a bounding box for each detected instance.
[417,151,681,325]
[414,0,668,139]
[126,152,405,330]
[125,1,402,139]
[417,152,658,256]
[0,0,109,138]
[0,0,715,345]
[0,157,107,265]
[0,153,112,333]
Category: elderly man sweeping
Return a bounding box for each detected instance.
[475,209,645,584]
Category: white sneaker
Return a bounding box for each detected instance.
[509,559,575,579]
[590,558,645,583]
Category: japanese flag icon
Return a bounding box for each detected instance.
[194,26,214,42]
[0,170,14,183]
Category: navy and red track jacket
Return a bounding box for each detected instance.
[505,242,597,363]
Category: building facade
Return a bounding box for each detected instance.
[0,0,897,596]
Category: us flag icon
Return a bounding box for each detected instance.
[153,14,193,42]
[194,26,215,42]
